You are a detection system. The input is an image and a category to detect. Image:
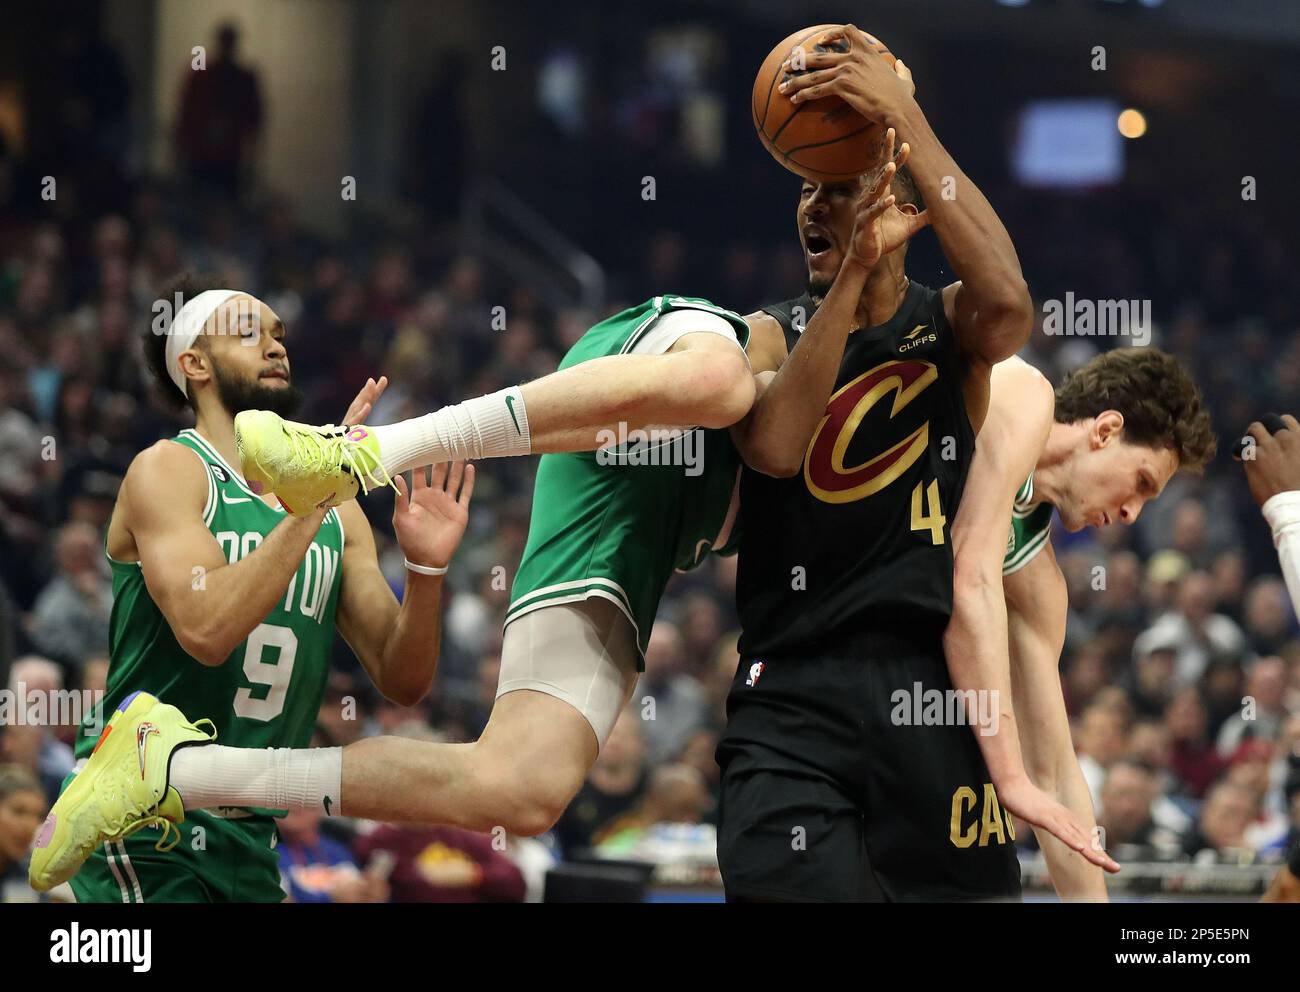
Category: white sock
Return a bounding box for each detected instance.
[373,386,532,475]
[169,745,344,815]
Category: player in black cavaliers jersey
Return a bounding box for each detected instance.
[717,26,1117,901]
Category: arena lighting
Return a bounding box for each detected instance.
[1118,107,1148,138]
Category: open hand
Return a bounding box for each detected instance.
[393,460,476,570]
[847,128,931,270]
[342,376,389,427]
[998,774,1121,874]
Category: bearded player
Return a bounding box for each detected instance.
[40,275,475,901]
[944,351,1213,902]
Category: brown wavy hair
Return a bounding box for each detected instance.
[1053,348,1216,471]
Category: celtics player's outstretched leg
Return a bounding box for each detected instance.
[173,594,640,833]
[234,297,759,514]
[343,688,602,833]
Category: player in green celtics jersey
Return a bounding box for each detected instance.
[29,274,476,899]
[31,146,940,890]
[944,348,1216,900]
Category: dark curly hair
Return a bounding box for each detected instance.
[1054,348,1216,472]
[142,272,228,412]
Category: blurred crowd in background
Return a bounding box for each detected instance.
[2,7,1299,902]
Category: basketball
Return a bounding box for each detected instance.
[752,24,898,183]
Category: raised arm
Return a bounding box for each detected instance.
[123,441,328,666]
[1004,544,1109,901]
[779,25,1032,366]
[944,359,1119,874]
[334,461,474,706]
[731,134,929,477]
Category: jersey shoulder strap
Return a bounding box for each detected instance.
[1005,473,1053,575]
[759,294,811,354]
[168,430,225,528]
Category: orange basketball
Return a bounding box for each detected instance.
[752,24,898,184]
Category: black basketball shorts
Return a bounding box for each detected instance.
[715,633,1023,902]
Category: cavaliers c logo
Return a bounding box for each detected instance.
[803,359,938,504]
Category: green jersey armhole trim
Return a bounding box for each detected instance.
[170,435,219,526]
[617,298,669,356]
[104,438,215,568]
[179,428,277,507]
[1003,526,1051,576]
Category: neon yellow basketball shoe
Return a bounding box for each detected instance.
[28,690,216,892]
[234,411,392,516]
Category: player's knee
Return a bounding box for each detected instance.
[473,756,582,836]
[503,795,567,837]
[499,780,576,836]
[683,347,755,428]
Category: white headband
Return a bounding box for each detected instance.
[165,289,243,396]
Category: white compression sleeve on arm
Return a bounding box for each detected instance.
[373,385,532,475]
[1262,491,1300,621]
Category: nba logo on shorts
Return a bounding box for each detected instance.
[746,661,765,687]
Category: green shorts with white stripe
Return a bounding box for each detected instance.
[68,808,283,904]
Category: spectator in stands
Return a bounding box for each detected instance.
[29,522,111,674]
[174,22,263,197]
[1097,760,1182,861]
[676,727,722,825]
[594,763,713,856]
[314,671,371,748]
[1143,551,1191,619]
[1216,656,1288,757]
[555,711,647,856]
[1125,636,1178,719]
[1075,703,1129,809]
[2,657,75,802]
[277,805,388,903]
[1210,550,1249,626]
[638,621,708,764]
[1170,500,1213,569]
[0,765,48,902]
[1062,643,1110,717]
[1223,738,1290,851]
[500,830,559,903]
[1243,577,1296,657]
[1165,686,1226,800]
[1201,657,1246,740]
[354,819,525,903]
[1126,718,1194,837]
[677,592,726,674]
[0,369,42,502]
[1182,781,1258,859]
[1144,571,1251,686]
[1090,549,1146,632]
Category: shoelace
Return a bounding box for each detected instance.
[114,812,182,853]
[284,425,397,497]
[103,718,219,855]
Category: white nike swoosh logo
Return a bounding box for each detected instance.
[221,492,252,504]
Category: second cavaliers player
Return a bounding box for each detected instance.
[716,25,1118,901]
